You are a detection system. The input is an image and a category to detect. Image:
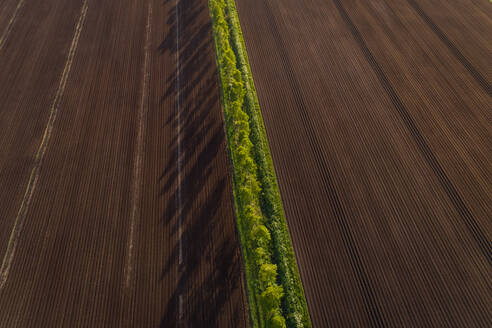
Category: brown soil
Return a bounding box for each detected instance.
[235,0,491,326]
[0,0,249,326]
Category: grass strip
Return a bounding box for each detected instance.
[209,0,311,327]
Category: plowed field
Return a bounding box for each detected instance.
[0,0,249,326]
[235,0,491,326]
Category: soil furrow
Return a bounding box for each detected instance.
[405,0,491,96]
[0,0,25,51]
[0,0,89,290]
[332,0,491,267]
[0,0,249,326]
[259,0,386,326]
[236,0,492,326]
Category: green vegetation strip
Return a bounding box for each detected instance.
[209,1,311,327]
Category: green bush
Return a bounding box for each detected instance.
[209,0,285,327]
[221,1,311,327]
[209,0,311,327]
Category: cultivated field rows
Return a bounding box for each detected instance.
[0,0,249,326]
[1,0,491,326]
[235,0,491,326]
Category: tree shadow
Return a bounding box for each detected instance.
[154,0,247,326]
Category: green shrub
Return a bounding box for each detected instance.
[209,0,311,327]
[221,1,311,327]
[209,0,285,326]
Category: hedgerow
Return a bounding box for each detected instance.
[209,1,311,327]
[222,1,311,327]
[209,1,285,327]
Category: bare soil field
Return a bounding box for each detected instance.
[235,0,491,326]
[0,0,249,326]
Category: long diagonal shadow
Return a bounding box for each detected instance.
[155,0,245,326]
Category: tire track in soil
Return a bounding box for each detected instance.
[125,0,152,291]
[120,2,153,326]
[0,0,249,324]
[405,0,492,97]
[0,0,89,290]
[332,0,492,267]
[0,0,26,52]
[259,0,386,326]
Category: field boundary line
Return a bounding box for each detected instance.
[210,0,314,326]
[0,0,89,290]
[225,1,313,327]
[210,1,283,326]
[0,0,26,52]
[332,0,491,266]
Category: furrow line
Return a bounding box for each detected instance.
[259,0,386,326]
[125,0,153,291]
[175,0,184,324]
[405,0,491,97]
[0,0,89,291]
[332,0,492,267]
[0,0,26,52]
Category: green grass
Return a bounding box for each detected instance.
[208,0,311,327]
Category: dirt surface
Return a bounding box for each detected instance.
[235,0,491,326]
[0,0,249,326]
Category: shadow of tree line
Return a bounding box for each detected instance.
[155,0,246,326]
